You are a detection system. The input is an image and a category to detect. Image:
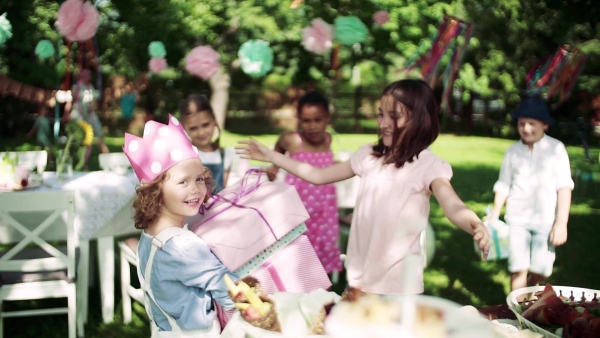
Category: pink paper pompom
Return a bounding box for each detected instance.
[185,45,221,80]
[55,0,99,42]
[149,57,167,73]
[301,19,333,55]
[373,11,390,26]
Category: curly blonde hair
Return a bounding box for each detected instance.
[132,166,216,229]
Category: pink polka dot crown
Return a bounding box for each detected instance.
[123,115,199,183]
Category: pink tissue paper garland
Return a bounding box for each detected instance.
[149,57,167,73]
[373,10,390,26]
[185,45,221,80]
[301,19,333,55]
[55,0,99,42]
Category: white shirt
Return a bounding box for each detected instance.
[197,147,234,170]
[197,147,249,187]
[493,135,574,227]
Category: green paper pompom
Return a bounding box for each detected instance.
[35,40,55,59]
[0,13,13,47]
[148,41,166,58]
[334,16,368,46]
[238,40,273,78]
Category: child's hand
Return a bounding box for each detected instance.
[265,166,278,181]
[236,138,272,163]
[471,220,490,261]
[550,221,568,246]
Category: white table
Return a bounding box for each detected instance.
[0,171,140,324]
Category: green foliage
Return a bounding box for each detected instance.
[0,0,597,117]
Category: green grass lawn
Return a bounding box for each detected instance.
[2,132,599,337]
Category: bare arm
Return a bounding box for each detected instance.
[489,192,508,221]
[223,166,231,188]
[431,177,490,258]
[490,151,511,221]
[265,133,289,181]
[273,133,289,154]
[550,187,572,246]
[237,138,355,185]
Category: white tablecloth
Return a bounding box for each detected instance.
[0,171,138,241]
[46,171,138,239]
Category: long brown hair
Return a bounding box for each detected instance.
[372,79,440,168]
[132,167,216,229]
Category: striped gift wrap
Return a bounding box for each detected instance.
[247,235,331,295]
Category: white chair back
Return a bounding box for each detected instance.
[99,153,131,173]
[0,151,48,171]
[0,190,79,338]
[118,240,145,323]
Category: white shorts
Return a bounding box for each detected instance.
[508,223,555,277]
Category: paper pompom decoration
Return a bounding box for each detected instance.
[334,16,368,46]
[185,45,221,80]
[35,40,55,59]
[148,41,166,58]
[373,11,390,26]
[238,40,273,78]
[55,0,100,42]
[301,19,333,55]
[149,57,167,73]
[0,13,12,47]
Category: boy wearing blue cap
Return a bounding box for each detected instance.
[489,96,574,294]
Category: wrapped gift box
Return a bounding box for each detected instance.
[234,223,307,276]
[247,235,331,294]
[475,220,509,261]
[188,170,310,271]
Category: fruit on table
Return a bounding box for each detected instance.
[522,284,600,337]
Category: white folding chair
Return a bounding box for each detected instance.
[98,153,131,174]
[117,240,144,324]
[0,190,82,338]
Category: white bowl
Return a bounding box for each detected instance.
[506,285,600,338]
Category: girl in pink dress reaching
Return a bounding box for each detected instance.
[265,91,343,275]
[239,80,490,295]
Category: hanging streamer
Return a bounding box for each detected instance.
[440,22,473,111]
[400,15,473,112]
[526,46,586,103]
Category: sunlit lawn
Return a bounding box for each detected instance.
[1,132,599,337]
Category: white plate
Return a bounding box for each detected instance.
[0,180,42,192]
[325,295,494,338]
[506,285,600,338]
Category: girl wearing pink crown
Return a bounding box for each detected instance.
[124,115,237,337]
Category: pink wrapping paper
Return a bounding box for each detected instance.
[188,170,310,271]
[247,235,331,294]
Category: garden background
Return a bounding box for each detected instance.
[0,0,599,337]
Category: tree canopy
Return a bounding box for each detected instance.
[1,0,598,109]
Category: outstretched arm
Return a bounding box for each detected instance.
[431,177,490,259]
[237,138,355,185]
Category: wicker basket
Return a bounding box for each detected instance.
[506,285,600,338]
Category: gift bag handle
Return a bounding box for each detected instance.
[197,169,278,240]
[201,169,264,212]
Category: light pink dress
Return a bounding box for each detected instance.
[285,133,343,273]
[347,144,452,294]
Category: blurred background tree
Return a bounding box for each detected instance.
[0,0,598,134]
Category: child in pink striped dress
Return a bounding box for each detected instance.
[265,91,343,274]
